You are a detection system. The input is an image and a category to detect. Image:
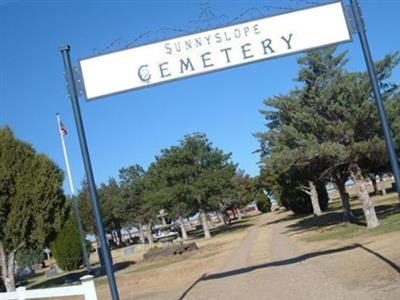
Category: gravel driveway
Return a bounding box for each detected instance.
[179,213,400,300]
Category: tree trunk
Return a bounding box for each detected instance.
[139,223,145,244]
[112,231,118,245]
[217,211,226,225]
[224,211,232,225]
[116,225,123,245]
[110,231,116,245]
[349,163,380,228]
[199,207,211,239]
[236,208,242,221]
[370,174,378,195]
[0,241,16,292]
[127,228,133,242]
[145,222,154,245]
[7,251,15,292]
[309,181,322,216]
[179,216,188,240]
[197,196,211,239]
[333,173,354,222]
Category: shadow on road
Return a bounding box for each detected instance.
[355,243,400,274]
[285,211,365,233]
[203,244,359,281]
[177,243,400,299]
[28,261,135,289]
[281,204,400,235]
[177,273,207,300]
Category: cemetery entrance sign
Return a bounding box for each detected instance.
[60,1,400,300]
[79,1,351,100]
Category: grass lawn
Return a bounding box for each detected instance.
[19,214,257,290]
[285,193,400,242]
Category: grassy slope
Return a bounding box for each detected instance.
[21,215,256,289]
[289,193,400,242]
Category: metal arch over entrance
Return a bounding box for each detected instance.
[59,1,400,300]
[79,1,351,101]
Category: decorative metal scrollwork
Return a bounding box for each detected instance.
[93,0,329,55]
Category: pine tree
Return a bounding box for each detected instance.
[143,133,237,239]
[257,48,399,227]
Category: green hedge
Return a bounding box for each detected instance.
[256,196,271,213]
[51,218,84,271]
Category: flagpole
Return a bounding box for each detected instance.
[56,113,92,273]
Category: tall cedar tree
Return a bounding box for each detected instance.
[0,127,67,291]
[51,217,84,271]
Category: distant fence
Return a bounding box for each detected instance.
[0,275,97,300]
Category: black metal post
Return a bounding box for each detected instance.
[351,0,400,200]
[59,44,120,300]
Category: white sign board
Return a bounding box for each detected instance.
[79,1,351,100]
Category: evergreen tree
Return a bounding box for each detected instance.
[143,133,237,239]
[257,48,399,227]
[75,180,96,237]
[386,92,400,152]
[233,172,270,215]
[77,178,126,245]
[0,127,67,291]
[51,217,84,271]
[15,248,45,271]
[97,178,125,244]
[117,165,147,242]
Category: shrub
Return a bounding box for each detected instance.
[280,187,311,214]
[16,247,45,270]
[51,218,84,271]
[256,196,271,213]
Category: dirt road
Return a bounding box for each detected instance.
[176,212,400,300]
[27,210,400,300]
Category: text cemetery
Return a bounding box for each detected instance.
[79,2,350,99]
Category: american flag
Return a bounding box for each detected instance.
[60,121,68,136]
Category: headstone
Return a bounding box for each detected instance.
[16,267,34,277]
[44,248,51,261]
[158,209,168,225]
[271,203,280,212]
[32,263,42,272]
[122,246,135,256]
[45,265,59,278]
